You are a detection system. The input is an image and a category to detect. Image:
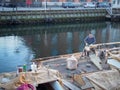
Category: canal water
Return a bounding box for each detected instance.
[0,21,120,73]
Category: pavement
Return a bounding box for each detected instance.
[0,6,99,11]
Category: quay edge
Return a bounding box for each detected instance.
[0,9,107,25]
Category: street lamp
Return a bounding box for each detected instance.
[45,0,47,12]
[2,0,4,11]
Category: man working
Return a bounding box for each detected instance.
[84,33,96,46]
[83,33,96,57]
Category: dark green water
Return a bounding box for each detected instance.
[0,22,120,73]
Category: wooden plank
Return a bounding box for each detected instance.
[32,52,81,62]
[93,42,120,47]
[81,77,94,89]
[62,79,81,90]
[73,74,85,86]
[90,42,120,49]
[107,51,120,62]
[73,74,94,89]
[108,59,120,69]
[108,47,120,51]
[89,54,102,70]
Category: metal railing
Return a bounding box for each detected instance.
[106,7,112,15]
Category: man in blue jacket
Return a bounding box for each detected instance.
[83,33,96,57]
[84,33,96,46]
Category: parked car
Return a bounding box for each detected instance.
[62,2,75,8]
[97,2,110,8]
[0,3,2,6]
[84,2,96,8]
[2,2,16,7]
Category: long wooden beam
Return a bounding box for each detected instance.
[90,42,120,49]
[107,51,120,62]
[62,79,81,90]
[89,54,103,70]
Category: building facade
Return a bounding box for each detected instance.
[3,0,111,3]
[1,0,111,7]
[112,0,120,8]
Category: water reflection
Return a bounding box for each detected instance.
[51,34,58,55]
[66,32,73,53]
[0,36,34,73]
[0,22,120,73]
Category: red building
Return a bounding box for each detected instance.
[1,0,111,7]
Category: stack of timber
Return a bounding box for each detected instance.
[85,69,120,90]
[37,42,120,90]
[106,47,120,69]
[0,67,63,90]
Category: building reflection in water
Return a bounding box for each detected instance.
[0,22,120,73]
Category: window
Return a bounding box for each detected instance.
[113,0,115,4]
[51,0,59,2]
[118,0,120,4]
[66,0,73,2]
[80,0,85,2]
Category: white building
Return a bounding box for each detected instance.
[112,0,120,8]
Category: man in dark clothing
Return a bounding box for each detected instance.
[84,33,96,45]
[83,33,96,57]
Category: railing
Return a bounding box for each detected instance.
[106,7,112,15]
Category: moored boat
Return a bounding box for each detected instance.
[0,42,120,90]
